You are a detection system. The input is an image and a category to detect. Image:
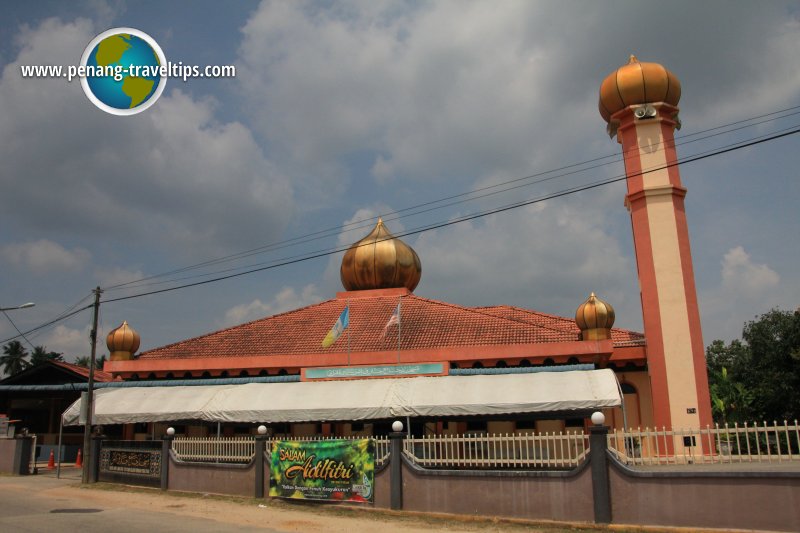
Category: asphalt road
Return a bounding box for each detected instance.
[0,471,281,533]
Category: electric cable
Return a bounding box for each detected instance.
[102,105,800,291]
[4,118,799,343]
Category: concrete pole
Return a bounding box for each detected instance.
[81,287,102,484]
[161,433,174,490]
[389,431,404,510]
[254,435,268,498]
[589,424,612,524]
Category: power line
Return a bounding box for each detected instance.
[1,311,36,350]
[103,105,800,292]
[4,119,799,344]
[100,125,800,305]
[0,304,94,345]
[101,120,800,294]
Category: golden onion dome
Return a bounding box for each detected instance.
[575,293,615,341]
[106,320,140,361]
[599,55,681,123]
[340,218,422,292]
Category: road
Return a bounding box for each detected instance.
[0,468,602,533]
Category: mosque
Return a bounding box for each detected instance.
[5,56,715,444]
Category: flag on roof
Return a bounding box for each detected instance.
[381,302,400,338]
[322,306,349,348]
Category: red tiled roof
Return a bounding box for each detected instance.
[476,305,645,347]
[52,360,116,382]
[139,290,644,360]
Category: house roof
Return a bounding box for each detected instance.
[0,359,116,385]
[137,288,645,361]
[51,360,116,382]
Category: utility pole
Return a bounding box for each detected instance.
[81,286,102,484]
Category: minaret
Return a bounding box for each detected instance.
[599,56,712,432]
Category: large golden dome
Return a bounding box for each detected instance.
[575,293,615,341]
[340,218,422,292]
[599,55,681,123]
[106,321,140,361]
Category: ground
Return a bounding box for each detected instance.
[0,467,675,533]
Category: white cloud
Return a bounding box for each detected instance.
[412,193,640,327]
[1,239,90,274]
[237,1,586,196]
[0,18,293,261]
[237,1,800,205]
[34,324,92,361]
[94,266,146,288]
[221,284,321,326]
[700,246,786,342]
[720,246,780,291]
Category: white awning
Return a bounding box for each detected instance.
[62,369,621,426]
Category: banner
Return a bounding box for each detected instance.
[269,439,374,502]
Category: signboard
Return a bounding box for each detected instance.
[100,447,161,478]
[302,362,446,381]
[269,439,374,502]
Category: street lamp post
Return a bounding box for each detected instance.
[0,302,35,312]
[1,302,37,349]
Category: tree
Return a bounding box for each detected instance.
[1,341,30,376]
[29,346,64,366]
[73,354,107,369]
[706,308,800,423]
[709,366,753,425]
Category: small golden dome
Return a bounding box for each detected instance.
[106,321,140,361]
[340,218,422,292]
[575,293,615,341]
[599,55,681,123]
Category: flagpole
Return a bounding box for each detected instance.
[397,297,401,364]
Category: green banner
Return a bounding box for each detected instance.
[269,439,374,503]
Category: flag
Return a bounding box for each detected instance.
[381,303,400,338]
[322,306,349,348]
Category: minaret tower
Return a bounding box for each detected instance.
[599,56,712,431]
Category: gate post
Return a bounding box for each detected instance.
[161,428,175,490]
[90,432,103,483]
[389,421,405,511]
[12,434,34,475]
[255,426,268,498]
[589,412,612,524]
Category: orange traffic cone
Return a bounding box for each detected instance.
[47,450,55,470]
[75,448,82,468]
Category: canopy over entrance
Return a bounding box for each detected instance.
[63,369,621,426]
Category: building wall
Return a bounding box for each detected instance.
[604,370,654,431]
[0,439,16,473]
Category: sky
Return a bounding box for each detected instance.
[1,0,799,363]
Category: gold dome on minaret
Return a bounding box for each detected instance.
[340,218,422,292]
[599,55,681,124]
[106,321,140,361]
[575,293,615,341]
